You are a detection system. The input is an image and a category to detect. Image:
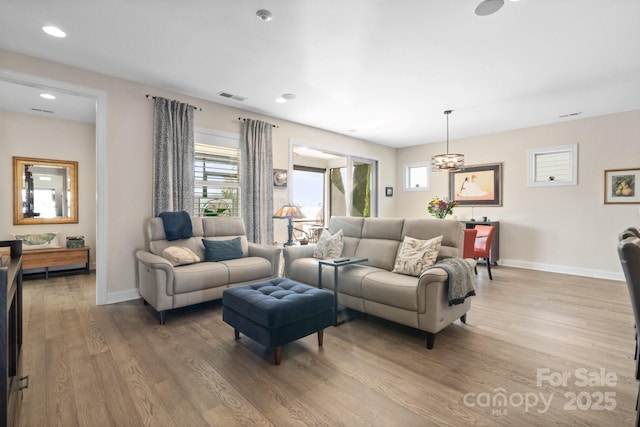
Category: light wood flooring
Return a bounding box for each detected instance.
[17,266,639,426]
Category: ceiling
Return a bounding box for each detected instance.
[0,0,639,147]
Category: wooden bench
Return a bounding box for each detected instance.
[22,247,91,279]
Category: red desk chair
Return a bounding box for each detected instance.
[463,229,478,259]
[473,225,496,280]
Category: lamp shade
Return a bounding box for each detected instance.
[431,109,465,172]
[431,153,465,172]
[273,205,306,219]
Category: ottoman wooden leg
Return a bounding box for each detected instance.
[317,329,324,347]
[234,329,240,340]
[274,347,282,365]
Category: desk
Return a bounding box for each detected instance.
[460,221,499,265]
[318,257,368,325]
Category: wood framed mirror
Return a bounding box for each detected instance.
[13,156,78,225]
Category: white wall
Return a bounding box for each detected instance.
[397,110,640,279]
[0,48,397,302]
[1,110,96,265]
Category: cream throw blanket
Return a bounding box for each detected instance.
[432,258,476,306]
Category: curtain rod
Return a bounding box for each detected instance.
[238,117,278,128]
[145,94,201,111]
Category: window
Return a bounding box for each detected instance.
[404,162,430,191]
[194,129,240,216]
[291,143,378,224]
[527,144,578,187]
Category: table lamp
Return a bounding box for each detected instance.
[273,205,306,246]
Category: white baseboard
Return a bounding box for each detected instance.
[499,259,624,282]
[106,288,141,304]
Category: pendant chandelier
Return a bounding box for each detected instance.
[431,110,465,172]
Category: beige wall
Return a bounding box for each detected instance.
[1,111,96,264]
[0,48,396,302]
[397,109,640,279]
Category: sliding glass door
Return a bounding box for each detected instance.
[291,143,377,223]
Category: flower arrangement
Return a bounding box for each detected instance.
[427,197,457,219]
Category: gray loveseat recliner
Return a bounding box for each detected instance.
[136,216,281,324]
[283,216,473,348]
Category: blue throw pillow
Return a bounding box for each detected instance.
[159,211,193,241]
[202,237,244,262]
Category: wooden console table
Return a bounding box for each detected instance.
[22,246,90,279]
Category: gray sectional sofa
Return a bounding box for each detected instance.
[283,216,474,348]
[136,216,281,324]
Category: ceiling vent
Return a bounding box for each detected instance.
[216,91,247,102]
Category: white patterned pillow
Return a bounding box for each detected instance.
[392,235,443,276]
[313,229,344,259]
[162,246,200,266]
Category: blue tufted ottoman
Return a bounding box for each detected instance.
[222,277,334,365]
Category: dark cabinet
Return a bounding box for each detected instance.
[1,240,26,427]
[460,221,500,265]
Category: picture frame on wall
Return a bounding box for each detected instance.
[273,169,287,188]
[449,163,502,206]
[604,168,640,204]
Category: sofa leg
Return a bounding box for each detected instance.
[234,329,240,340]
[317,329,324,347]
[274,347,282,365]
[142,299,148,305]
[158,310,167,325]
[426,332,436,349]
[460,314,467,324]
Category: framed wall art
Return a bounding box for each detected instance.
[604,168,640,204]
[449,163,502,206]
[273,169,287,188]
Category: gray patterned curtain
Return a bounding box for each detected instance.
[153,97,195,216]
[241,119,274,244]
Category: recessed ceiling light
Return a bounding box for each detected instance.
[40,93,56,100]
[42,26,66,38]
[475,0,504,16]
[256,10,273,22]
[275,93,296,104]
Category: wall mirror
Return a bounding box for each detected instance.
[13,156,78,225]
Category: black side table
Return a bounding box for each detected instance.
[318,257,368,325]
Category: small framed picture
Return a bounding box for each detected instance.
[273,169,287,188]
[604,168,640,204]
[385,187,393,197]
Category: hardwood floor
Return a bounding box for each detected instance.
[17,267,638,426]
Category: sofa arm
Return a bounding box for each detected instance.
[248,243,282,277]
[135,250,176,306]
[283,245,316,277]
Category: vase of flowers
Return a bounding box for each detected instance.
[427,197,457,219]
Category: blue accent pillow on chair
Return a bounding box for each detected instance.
[202,237,244,262]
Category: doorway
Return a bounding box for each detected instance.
[0,69,108,304]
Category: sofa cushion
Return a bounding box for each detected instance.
[162,246,200,266]
[392,235,443,276]
[173,262,230,294]
[203,237,244,262]
[222,257,274,283]
[313,229,344,259]
[159,211,193,241]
